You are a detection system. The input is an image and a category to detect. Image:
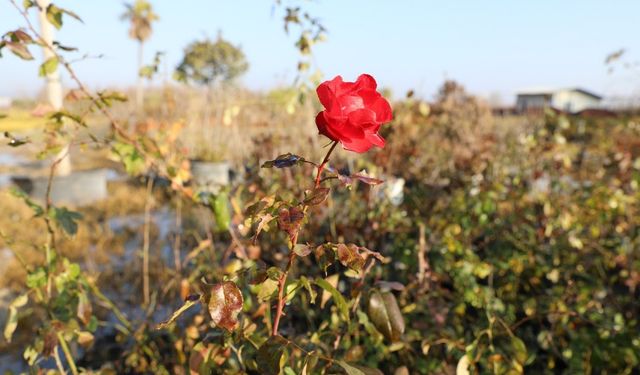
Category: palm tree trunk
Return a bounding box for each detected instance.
[136,40,144,116]
[37,0,71,176]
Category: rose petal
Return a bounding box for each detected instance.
[315,112,339,141]
[340,121,365,140]
[356,90,392,123]
[339,95,365,114]
[316,82,337,111]
[366,132,386,148]
[341,137,373,153]
[354,74,377,90]
[348,108,376,128]
[371,97,393,123]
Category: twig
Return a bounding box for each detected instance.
[417,223,430,285]
[43,148,69,299]
[173,196,182,274]
[86,278,132,332]
[56,331,79,375]
[54,346,67,375]
[142,177,154,305]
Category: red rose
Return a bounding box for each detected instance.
[315,74,393,153]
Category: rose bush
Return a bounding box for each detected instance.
[315,74,393,152]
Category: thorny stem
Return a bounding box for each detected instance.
[314,141,339,188]
[272,140,339,336]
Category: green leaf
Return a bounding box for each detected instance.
[367,290,405,342]
[60,7,83,23]
[293,243,312,257]
[39,57,58,77]
[208,281,243,331]
[139,65,154,78]
[9,187,43,216]
[4,294,28,343]
[255,278,278,302]
[24,345,38,365]
[299,276,317,304]
[511,336,528,365]
[26,268,46,288]
[49,206,83,236]
[261,153,306,169]
[112,142,145,175]
[208,191,230,232]
[49,110,86,127]
[5,41,33,60]
[257,335,288,375]
[336,360,384,375]
[156,294,201,329]
[315,277,349,321]
[52,41,77,52]
[23,0,35,9]
[46,4,63,29]
[4,131,30,147]
[97,90,128,106]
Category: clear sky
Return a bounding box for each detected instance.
[1,0,639,103]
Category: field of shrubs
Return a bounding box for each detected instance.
[1,1,639,374]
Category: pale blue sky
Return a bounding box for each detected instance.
[1,1,639,103]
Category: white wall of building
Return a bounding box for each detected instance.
[551,90,601,113]
[0,97,12,109]
[516,89,601,113]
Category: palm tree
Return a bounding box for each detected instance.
[37,0,71,175]
[121,0,158,115]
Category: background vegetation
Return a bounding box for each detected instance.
[0,1,638,374]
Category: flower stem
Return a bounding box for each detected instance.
[271,232,298,336]
[314,141,339,188]
[271,140,339,336]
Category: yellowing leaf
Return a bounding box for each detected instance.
[208,281,243,331]
[336,360,384,375]
[39,57,58,77]
[4,294,28,343]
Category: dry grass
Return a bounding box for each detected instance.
[0,109,46,132]
[0,181,151,290]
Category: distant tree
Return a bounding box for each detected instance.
[120,0,158,114]
[175,35,248,131]
[175,35,249,87]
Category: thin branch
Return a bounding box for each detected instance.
[9,0,194,200]
[56,331,79,375]
[142,177,154,305]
